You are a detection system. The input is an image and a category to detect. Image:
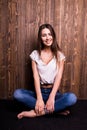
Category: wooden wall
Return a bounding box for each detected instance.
[0,0,87,99]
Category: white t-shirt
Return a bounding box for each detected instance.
[30,50,65,85]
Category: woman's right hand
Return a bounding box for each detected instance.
[35,99,45,115]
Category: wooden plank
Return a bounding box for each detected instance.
[0,0,87,99]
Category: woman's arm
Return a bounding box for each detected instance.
[32,60,42,100]
[31,60,45,114]
[46,59,65,112]
[50,59,65,98]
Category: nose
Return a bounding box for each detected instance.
[46,34,49,39]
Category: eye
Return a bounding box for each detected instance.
[41,33,52,37]
[48,33,52,36]
[41,34,46,37]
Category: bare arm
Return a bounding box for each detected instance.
[31,60,45,114]
[50,59,65,98]
[46,59,65,112]
[32,60,42,100]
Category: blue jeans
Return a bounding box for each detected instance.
[13,88,77,112]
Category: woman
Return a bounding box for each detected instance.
[13,24,77,119]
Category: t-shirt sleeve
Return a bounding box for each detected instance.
[29,50,38,62]
[58,51,66,61]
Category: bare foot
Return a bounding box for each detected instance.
[17,110,45,119]
[17,110,37,119]
[58,110,70,116]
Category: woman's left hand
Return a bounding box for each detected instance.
[45,97,55,113]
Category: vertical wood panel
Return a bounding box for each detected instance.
[80,0,87,98]
[0,0,87,99]
[0,0,9,98]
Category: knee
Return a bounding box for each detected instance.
[66,93,77,106]
[13,89,23,99]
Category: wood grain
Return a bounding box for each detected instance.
[0,0,87,99]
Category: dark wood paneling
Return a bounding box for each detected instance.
[0,0,87,99]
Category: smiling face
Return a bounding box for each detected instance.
[41,28,53,47]
[38,24,60,58]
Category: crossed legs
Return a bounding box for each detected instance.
[13,89,77,119]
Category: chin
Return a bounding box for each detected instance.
[45,43,52,46]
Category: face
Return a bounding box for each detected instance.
[41,28,53,47]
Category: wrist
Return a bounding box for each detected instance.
[37,96,43,101]
[49,93,55,99]
[49,89,57,98]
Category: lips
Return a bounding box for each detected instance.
[46,39,52,44]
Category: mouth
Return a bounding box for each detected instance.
[46,39,52,44]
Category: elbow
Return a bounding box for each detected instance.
[33,74,40,82]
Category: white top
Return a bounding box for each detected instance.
[30,50,65,85]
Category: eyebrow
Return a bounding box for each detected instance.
[41,32,51,36]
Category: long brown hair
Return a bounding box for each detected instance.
[37,24,61,59]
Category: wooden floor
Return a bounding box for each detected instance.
[0,99,87,130]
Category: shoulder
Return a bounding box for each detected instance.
[30,50,39,61]
[57,51,66,61]
[30,50,38,55]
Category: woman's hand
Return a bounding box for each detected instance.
[45,97,55,113]
[35,99,45,115]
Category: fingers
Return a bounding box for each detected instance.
[35,106,44,115]
[45,105,54,113]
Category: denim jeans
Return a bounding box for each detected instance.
[13,88,77,112]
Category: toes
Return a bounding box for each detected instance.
[58,110,70,116]
[17,112,24,119]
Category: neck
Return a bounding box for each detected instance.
[43,46,51,52]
